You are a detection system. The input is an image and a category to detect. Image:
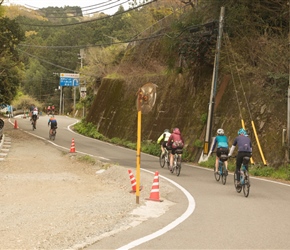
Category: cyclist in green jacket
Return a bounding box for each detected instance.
[157,129,171,158]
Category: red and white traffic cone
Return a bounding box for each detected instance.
[70,138,75,153]
[128,169,143,193]
[146,171,163,202]
[14,120,18,129]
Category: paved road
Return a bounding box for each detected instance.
[13,115,290,249]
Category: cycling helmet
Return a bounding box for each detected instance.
[217,128,224,135]
[164,129,170,133]
[238,128,247,135]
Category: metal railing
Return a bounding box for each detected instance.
[0,118,4,141]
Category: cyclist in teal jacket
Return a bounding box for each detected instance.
[211,128,229,174]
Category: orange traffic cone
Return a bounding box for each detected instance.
[14,120,18,129]
[70,138,75,153]
[146,171,163,202]
[128,169,143,193]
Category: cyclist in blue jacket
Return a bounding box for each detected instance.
[228,128,252,184]
[211,128,229,174]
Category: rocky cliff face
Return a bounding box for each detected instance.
[86,6,288,167]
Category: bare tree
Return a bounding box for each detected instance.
[180,0,197,8]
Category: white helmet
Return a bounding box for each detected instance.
[217,128,224,135]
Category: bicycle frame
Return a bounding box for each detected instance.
[213,152,228,185]
[31,117,37,130]
[172,149,182,176]
[159,147,170,169]
[49,127,57,140]
[234,156,250,197]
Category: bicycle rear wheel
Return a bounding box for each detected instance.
[159,152,165,168]
[176,155,181,176]
[234,172,242,193]
[221,165,227,185]
[243,172,250,197]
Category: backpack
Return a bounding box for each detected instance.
[173,140,184,148]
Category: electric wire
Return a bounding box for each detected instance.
[226,36,253,121]
[28,0,130,19]
[17,0,157,27]
[224,33,243,121]
[24,0,120,11]
[18,48,77,73]
[18,32,164,49]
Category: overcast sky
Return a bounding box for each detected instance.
[3,0,130,15]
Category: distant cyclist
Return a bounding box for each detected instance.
[47,105,51,115]
[51,105,55,115]
[31,107,38,129]
[167,128,184,173]
[211,128,229,174]
[157,129,171,158]
[48,116,57,135]
[228,128,252,184]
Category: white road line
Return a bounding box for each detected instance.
[117,168,196,250]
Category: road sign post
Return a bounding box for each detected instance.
[59,73,80,115]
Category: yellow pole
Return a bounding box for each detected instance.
[136,110,141,204]
[251,120,267,166]
[241,119,255,164]
[241,119,245,129]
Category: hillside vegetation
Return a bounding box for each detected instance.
[0,0,288,167]
[85,0,288,167]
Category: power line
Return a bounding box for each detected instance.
[18,33,164,49]
[17,0,156,27]
[24,0,117,10]
[27,0,130,19]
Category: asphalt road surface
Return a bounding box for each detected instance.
[14,115,290,249]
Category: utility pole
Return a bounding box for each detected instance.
[287,0,290,163]
[200,6,225,162]
[78,49,86,118]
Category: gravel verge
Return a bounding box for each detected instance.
[0,125,176,249]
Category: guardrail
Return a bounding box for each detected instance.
[0,118,4,141]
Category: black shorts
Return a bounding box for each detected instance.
[217,147,229,157]
[32,115,38,121]
[171,147,183,155]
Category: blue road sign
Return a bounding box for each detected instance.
[59,73,80,87]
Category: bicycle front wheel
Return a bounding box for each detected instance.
[214,166,220,181]
[176,155,181,176]
[221,165,227,185]
[159,153,165,168]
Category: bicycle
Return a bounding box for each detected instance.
[31,117,37,130]
[159,147,170,169]
[234,156,251,197]
[49,127,57,140]
[213,152,228,185]
[171,148,183,176]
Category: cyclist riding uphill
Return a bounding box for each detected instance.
[157,129,171,158]
[228,128,252,184]
[166,128,184,173]
[31,107,38,129]
[211,128,229,174]
[48,116,57,135]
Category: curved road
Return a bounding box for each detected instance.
[13,115,290,249]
